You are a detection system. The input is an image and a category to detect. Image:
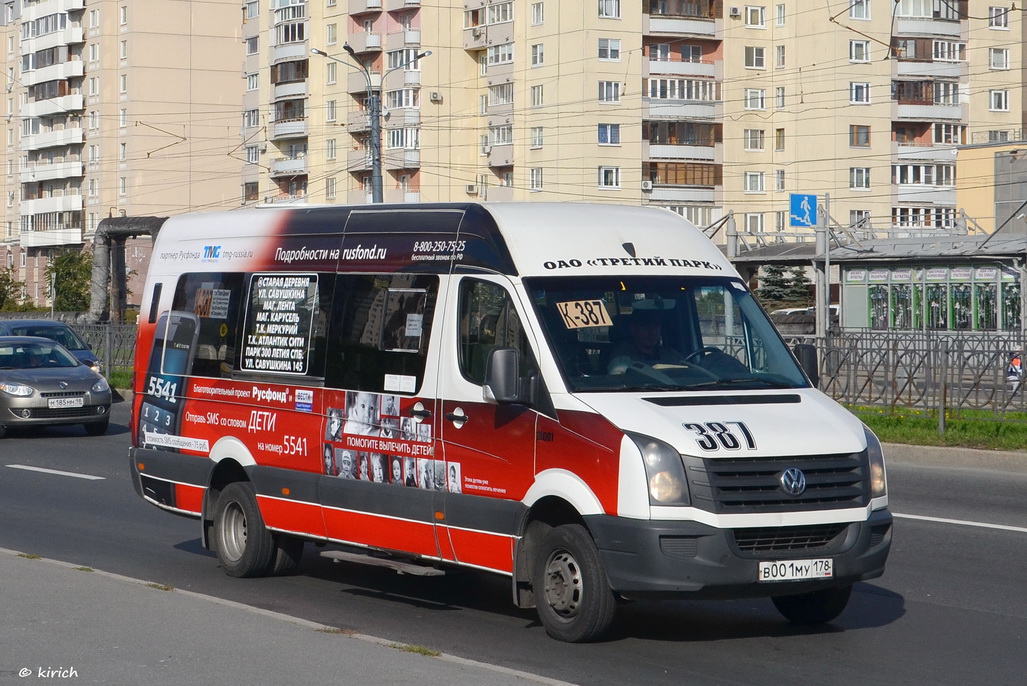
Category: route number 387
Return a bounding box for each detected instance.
[682,421,756,451]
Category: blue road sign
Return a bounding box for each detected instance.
[790,194,817,227]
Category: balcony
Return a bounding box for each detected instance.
[21,27,84,54]
[645,15,719,37]
[894,102,964,121]
[382,189,420,203]
[270,42,308,64]
[348,70,382,95]
[23,95,84,118]
[895,17,962,37]
[20,195,84,216]
[271,118,308,140]
[485,143,513,167]
[21,127,84,152]
[895,185,956,204]
[895,60,966,79]
[895,144,958,162]
[649,186,716,203]
[270,155,308,177]
[348,0,382,15]
[646,143,717,162]
[21,60,84,88]
[22,0,85,20]
[19,228,83,248]
[644,99,720,120]
[274,81,308,101]
[20,161,84,183]
[348,148,373,171]
[463,25,487,50]
[347,31,382,53]
[386,108,421,126]
[647,59,717,78]
[262,192,307,205]
[385,0,420,10]
[383,148,420,170]
[347,109,371,133]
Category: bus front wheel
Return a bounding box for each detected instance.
[213,482,275,578]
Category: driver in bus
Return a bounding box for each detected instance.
[607,308,682,374]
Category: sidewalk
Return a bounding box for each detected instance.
[883,442,1027,473]
[0,548,570,686]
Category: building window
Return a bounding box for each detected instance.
[244,182,259,202]
[744,128,765,151]
[743,171,765,192]
[532,2,544,25]
[326,138,336,160]
[486,43,514,65]
[989,6,1009,28]
[598,166,620,188]
[530,167,543,190]
[488,124,512,146]
[775,45,785,68]
[850,40,869,62]
[849,124,870,147]
[119,5,128,24]
[850,0,869,19]
[119,142,127,161]
[745,213,765,233]
[934,82,958,106]
[326,100,336,122]
[246,37,258,55]
[488,83,514,106]
[598,81,620,103]
[326,62,337,84]
[326,177,337,200]
[990,90,1009,111]
[775,128,785,151]
[598,123,620,145]
[934,124,966,145]
[386,89,419,109]
[775,4,785,25]
[775,87,785,109]
[680,44,701,62]
[989,48,1010,70]
[598,38,621,60]
[247,73,258,91]
[119,176,127,195]
[598,0,620,19]
[326,23,337,45]
[745,6,766,27]
[933,40,965,62]
[246,145,259,164]
[744,88,765,110]
[531,85,544,106]
[850,82,870,104]
[120,108,128,127]
[243,109,259,128]
[531,126,544,148]
[531,43,544,66]
[744,46,765,69]
[850,167,871,189]
[775,169,785,191]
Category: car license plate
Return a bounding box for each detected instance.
[48,397,84,409]
[758,559,833,582]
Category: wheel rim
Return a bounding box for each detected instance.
[543,549,583,618]
[221,501,248,562]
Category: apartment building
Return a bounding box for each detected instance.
[0,0,243,307]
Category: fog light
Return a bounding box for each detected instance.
[97,406,107,415]
[19,409,32,418]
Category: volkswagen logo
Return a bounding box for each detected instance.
[779,467,807,496]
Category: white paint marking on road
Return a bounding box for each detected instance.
[895,512,1027,534]
[6,464,105,481]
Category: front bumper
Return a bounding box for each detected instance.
[2,394,111,428]
[586,508,892,599]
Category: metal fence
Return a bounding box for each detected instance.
[73,322,138,374]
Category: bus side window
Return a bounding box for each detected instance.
[172,272,245,378]
[458,279,534,385]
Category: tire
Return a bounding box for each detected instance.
[0,424,6,439]
[213,482,275,578]
[772,584,853,625]
[531,524,617,643]
[270,534,304,575]
[84,418,110,436]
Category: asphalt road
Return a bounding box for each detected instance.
[1,400,1024,685]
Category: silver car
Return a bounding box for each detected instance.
[0,336,112,438]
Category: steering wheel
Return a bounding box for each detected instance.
[684,346,725,365]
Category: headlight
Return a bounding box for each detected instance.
[92,377,110,393]
[87,360,103,374]
[0,382,34,397]
[863,425,887,498]
[628,433,690,506]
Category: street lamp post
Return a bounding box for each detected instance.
[311,45,431,204]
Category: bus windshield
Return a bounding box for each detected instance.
[526,275,810,393]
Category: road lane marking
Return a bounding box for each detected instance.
[895,512,1027,534]
[6,464,105,481]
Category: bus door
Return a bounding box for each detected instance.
[436,277,539,573]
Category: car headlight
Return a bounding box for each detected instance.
[91,377,110,393]
[1,382,34,397]
[863,425,888,498]
[87,360,103,374]
[628,433,690,506]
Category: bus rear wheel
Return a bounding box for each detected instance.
[531,524,616,643]
[214,482,275,578]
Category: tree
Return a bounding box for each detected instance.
[0,268,26,310]
[44,250,92,312]
[784,266,812,305]
[756,264,792,304]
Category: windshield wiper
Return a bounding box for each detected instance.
[684,377,796,389]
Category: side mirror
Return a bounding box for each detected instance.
[483,347,522,404]
[793,343,819,388]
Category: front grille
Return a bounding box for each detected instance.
[733,524,848,555]
[41,391,86,398]
[32,406,100,419]
[685,452,869,514]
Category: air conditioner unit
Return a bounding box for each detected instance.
[429,91,443,103]
[729,7,741,17]
[465,184,479,195]
[641,180,653,191]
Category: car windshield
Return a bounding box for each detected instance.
[10,324,88,351]
[0,341,81,369]
[526,275,809,393]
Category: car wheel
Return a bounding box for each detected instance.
[772,584,853,625]
[213,482,275,578]
[531,524,617,643]
[84,418,110,436]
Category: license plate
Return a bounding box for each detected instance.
[48,397,84,409]
[758,559,833,582]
